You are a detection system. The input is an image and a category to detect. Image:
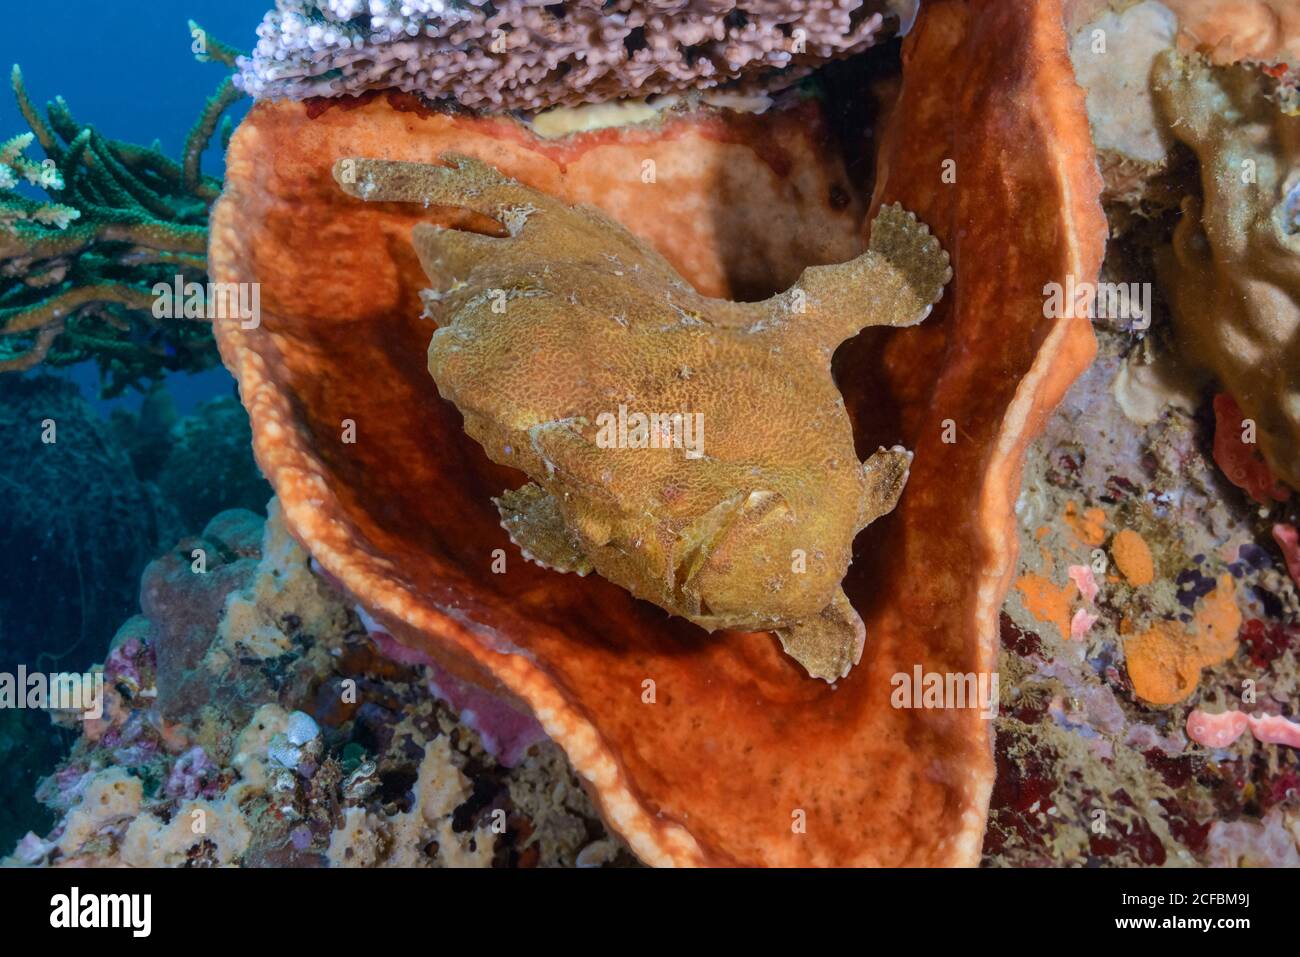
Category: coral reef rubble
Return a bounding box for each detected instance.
[6,504,625,868]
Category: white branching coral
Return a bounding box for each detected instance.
[0,132,79,231]
[237,0,914,111]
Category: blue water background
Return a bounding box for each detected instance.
[0,0,269,414]
[0,5,277,847]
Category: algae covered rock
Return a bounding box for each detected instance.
[1153,51,1300,490]
[8,501,625,869]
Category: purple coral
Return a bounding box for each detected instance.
[237,0,911,111]
[363,614,547,766]
[103,714,161,768]
[47,766,94,811]
[103,630,155,692]
[165,745,217,799]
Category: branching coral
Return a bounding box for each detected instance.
[238,0,911,110]
[1,39,243,394]
[335,154,949,681]
[0,132,79,230]
[1153,50,1300,490]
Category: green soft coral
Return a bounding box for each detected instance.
[1,28,243,394]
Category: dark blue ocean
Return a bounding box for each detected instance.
[0,2,276,847]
